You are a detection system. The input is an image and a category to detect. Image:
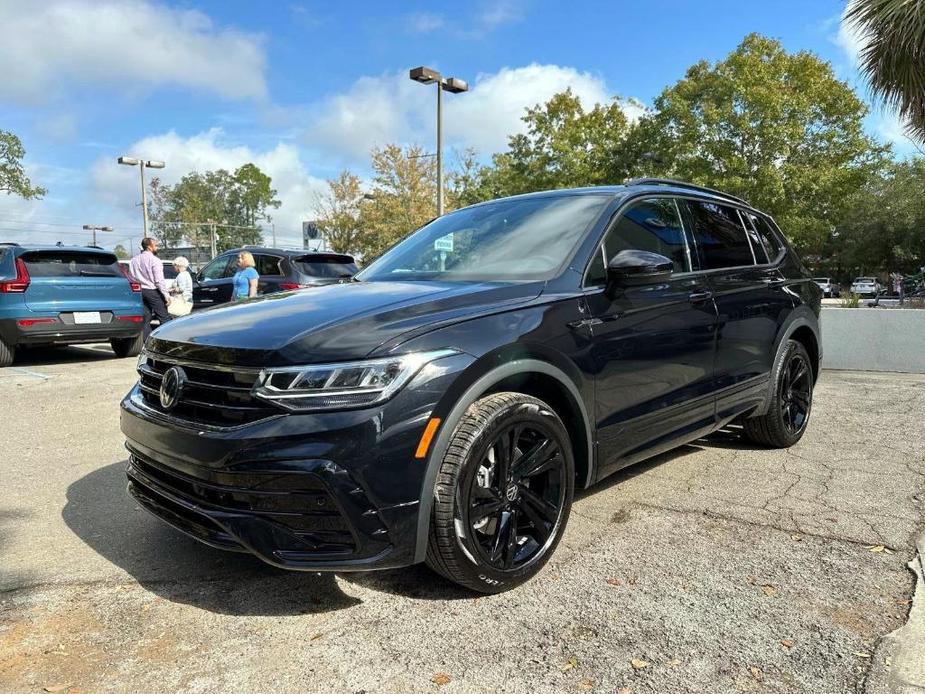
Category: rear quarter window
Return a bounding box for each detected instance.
[294,256,358,279]
[22,251,121,277]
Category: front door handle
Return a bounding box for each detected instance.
[688,290,713,303]
[764,278,786,287]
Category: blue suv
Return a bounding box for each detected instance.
[0,243,145,366]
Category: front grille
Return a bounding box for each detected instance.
[129,452,357,552]
[138,353,280,427]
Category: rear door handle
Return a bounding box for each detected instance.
[688,290,713,303]
[764,278,786,287]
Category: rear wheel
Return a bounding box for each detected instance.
[0,337,14,367]
[110,333,144,358]
[426,392,574,593]
[743,339,813,448]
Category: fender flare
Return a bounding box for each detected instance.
[412,358,593,563]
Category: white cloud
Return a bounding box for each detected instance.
[90,129,325,246]
[0,1,267,103]
[406,12,445,33]
[304,63,635,161]
[833,11,870,67]
[475,0,524,33]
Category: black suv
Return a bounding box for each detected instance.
[122,179,821,593]
[192,247,357,309]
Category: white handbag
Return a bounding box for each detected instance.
[168,296,192,316]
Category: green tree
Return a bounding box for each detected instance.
[846,0,925,142]
[314,171,364,254]
[836,157,925,278]
[148,164,281,251]
[112,243,130,260]
[635,33,887,253]
[0,130,46,199]
[356,144,439,261]
[465,90,636,201]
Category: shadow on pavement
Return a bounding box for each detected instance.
[12,344,121,367]
[63,461,469,615]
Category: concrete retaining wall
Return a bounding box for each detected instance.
[821,307,925,373]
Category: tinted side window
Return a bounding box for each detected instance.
[687,201,754,270]
[255,255,283,276]
[587,197,690,286]
[201,256,232,280]
[746,212,784,262]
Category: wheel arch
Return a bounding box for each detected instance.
[751,308,821,417]
[412,357,593,563]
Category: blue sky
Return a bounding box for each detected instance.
[0,0,906,249]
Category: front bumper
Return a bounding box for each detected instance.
[120,352,472,571]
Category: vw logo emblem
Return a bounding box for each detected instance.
[505,483,519,502]
[159,366,186,410]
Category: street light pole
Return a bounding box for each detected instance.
[118,156,165,238]
[409,66,469,217]
[82,224,113,246]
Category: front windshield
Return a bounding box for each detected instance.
[357,194,610,282]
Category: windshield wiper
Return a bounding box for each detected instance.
[79,269,116,277]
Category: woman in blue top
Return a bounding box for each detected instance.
[232,251,259,300]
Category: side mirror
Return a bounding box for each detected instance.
[606,249,673,295]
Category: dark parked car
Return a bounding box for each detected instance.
[192,247,357,309]
[0,243,144,366]
[121,179,822,592]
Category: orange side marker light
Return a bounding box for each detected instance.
[414,417,442,459]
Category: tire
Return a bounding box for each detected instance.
[110,333,144,358]
[426,392,575,593]
[0,337,14,367]
[743,339,814,448]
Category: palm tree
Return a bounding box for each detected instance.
[846,0,925,142]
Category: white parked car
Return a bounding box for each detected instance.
[850,277,881,297]
[813,277,840,298]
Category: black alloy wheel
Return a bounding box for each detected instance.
[462,421,566,572]
[426,392,575,593]
[779,350,812,436]
[743,339,814,448]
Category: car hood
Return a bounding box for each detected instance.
[148,280,544,367]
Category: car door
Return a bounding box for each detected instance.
[584,196,719,478]
[683,200,794,420]
[193,254,235,308]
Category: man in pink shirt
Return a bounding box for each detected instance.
[129,237,172,339]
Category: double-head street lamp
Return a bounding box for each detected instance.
[409,66,469,216]
[118,156,165,239]
[82,224,113,246]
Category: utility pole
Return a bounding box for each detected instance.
[207,219,218,259]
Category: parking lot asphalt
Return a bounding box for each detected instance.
[1,345,923,694]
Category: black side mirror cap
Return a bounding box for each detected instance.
[605,249,674,295]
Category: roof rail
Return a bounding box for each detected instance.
[624,177,749,206]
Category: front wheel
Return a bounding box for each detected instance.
[426,392,574,593]
[743,339,814,448]
[110,333,144,358]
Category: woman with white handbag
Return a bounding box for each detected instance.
[168,256,193,317]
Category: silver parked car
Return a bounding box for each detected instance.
[813,277,840,298]
[850,276,881,297]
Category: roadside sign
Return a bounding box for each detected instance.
[434,234,454,253]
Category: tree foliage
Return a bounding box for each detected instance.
[459,90,636,202]
[149,164,281,251]
[847,0,925,142]
[112,243,130,260]
[834,158,925,277]
[314,171,364,254]
[0,130,46,200]
[635,33,887,253]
